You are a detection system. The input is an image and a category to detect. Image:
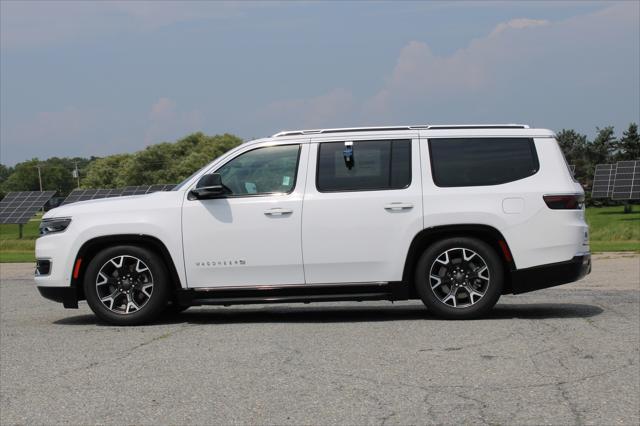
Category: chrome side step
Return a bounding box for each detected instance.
[177,282,411,307]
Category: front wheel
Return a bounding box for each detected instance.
[415,237,504,319]
[84,245,170,325]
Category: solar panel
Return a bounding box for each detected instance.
[611,160,640,200]
[61,185,177,205]
[61,188,124,205]
[0,191,56,224]
[591,164,617,199]
[147,184,166,193]
[147,184,176,193]
[121,186,150,196]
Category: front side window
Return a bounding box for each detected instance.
[429,138,539,187]
[216,144,300,196]
[317,139,411,192]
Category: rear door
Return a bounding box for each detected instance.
[301,135,423,284]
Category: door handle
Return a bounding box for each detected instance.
[384,202,414,211]
[264,208,293,216]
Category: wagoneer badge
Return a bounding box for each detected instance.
[195,260,247,267]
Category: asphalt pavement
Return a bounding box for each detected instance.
[1,253,638,425]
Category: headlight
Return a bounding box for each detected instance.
[39,217,72,236]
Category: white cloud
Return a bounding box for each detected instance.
[488,18,550,37]
[362,2,638,122]
[363,40,488,117]
[261,2,638,130]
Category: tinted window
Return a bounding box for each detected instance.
[317,140,411,192]
[429,138,539,187]
[216,144,300,195]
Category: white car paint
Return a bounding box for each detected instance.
[301,134,423,284]
[35,125,589,292]
[181,142,309,287]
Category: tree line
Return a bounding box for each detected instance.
[0,133,243,198]
[0,124,638,200]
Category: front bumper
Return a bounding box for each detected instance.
[37,286,78,308]
[510,254,591,294]
[34,232,77,288]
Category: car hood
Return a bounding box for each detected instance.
[43,191,183,219]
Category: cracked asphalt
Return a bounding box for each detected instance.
[1,253,639,425]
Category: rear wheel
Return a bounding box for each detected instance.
[415,237,503,319]
[84,245,170,325]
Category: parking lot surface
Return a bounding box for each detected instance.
[1,253,639,425]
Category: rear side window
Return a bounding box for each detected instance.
[317,140,411,192]
[429,138,539,187]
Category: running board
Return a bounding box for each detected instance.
[177,283,411,307]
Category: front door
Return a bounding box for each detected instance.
[182,142,308,288]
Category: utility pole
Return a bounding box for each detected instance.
[35,165,43,191]
[73,162,80,188]
[34,164,44,219]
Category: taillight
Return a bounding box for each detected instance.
[543,194,584,210]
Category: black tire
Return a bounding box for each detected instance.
[415,237,503,319]
[84,245,170,325]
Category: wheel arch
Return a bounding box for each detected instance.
[71,234,183,301]
[401,224,516,296]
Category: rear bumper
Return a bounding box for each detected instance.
[37,286,78,308]
[510,254,591,294]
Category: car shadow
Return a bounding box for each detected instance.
[53,302,604,326]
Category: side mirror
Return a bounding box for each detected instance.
[190,173,225,199]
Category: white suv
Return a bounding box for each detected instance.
[35,124,591,325]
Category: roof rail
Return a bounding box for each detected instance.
[426,124,530,130]
[272,124,530,137]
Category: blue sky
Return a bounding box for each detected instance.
[1,0,638,165]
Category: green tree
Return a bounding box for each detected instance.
[588,126,616,165]
[82,154,133,188]
[616,123,639,160]
[580,126,617,184]
[118,132,243,186]
[556,129,589,182]
[1,157,95,196]
[1,159,42,192]
[0,164,14,198]
[0,164,12,183]
[81,132,243,188]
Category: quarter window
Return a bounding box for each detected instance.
[216,144,300,196]
[317,140,411,192]
[429,138,539,187]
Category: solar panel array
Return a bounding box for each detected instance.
[61,184,176,205]
[611,160,640,200]
[0,191,56,224]
[149,184,176,192]
[591,164,617,199]
[62,188,123,205]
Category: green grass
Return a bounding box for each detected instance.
[0,217,40,263]
[0,207,638,263]
[585,205,640,252]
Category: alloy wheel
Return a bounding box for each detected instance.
[429,247,490,308]
[95,255,154,314]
